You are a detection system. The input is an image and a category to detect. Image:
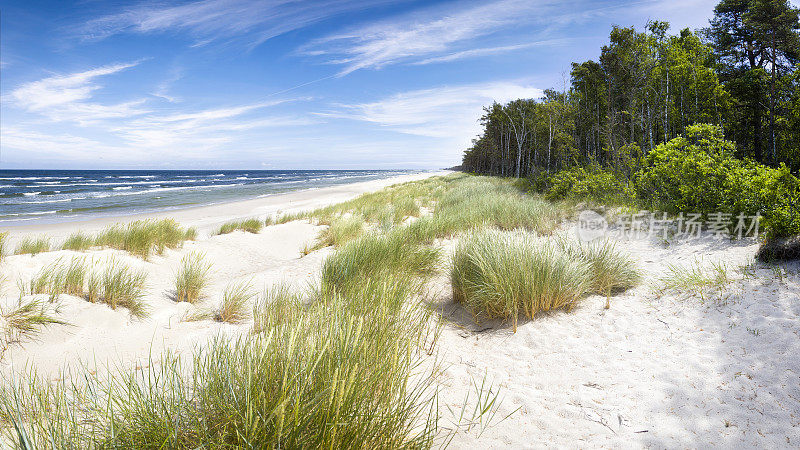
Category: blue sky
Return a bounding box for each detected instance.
[0,0,733,169]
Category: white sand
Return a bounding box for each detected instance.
[2,175,799,447]
[437,232,800,448]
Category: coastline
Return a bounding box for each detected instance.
[1,170,448,243]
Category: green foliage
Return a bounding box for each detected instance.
[634,124,738,215]
[543,166,634,204]
[1,298,65,356]
[635,124,800,238]
[215,281,255,323]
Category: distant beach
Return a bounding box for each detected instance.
[0,169,421,226]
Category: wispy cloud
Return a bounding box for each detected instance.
[9,62,149,124]
[115,101,315,148]
[78,0,399,49]
[411,38,578,65]
[323,81,542,140]
[304,0,554,75]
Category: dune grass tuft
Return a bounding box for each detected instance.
[94,219,191,259]
[657,260,734,299]
[3,276,442,448]
[215,218,263,235]
[1,298,65,356]
[0,232,7,262]
[61,232,94,251]
[14,237,51,256]
[558,238,640,308]
[313,215,364,249]
[451,229,592,330]
[174,252,211,303]
[100,259,148,318]
[320,232,440,296]
[214,281,255,324]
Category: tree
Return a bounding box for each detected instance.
[743,0,800,161]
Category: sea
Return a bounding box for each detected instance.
[0,169,420,226]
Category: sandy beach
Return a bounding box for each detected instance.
[1,172,798,448]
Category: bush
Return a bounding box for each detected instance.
[544,166,634,204]
[634,124,739,215]
[635,124,800,238]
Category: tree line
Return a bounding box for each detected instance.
[462,0,800,177]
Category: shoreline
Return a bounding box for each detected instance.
[1,170,448,243]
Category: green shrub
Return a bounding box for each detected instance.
[634,124,800,238]
[544,166,634,204]
[634,124,739,215]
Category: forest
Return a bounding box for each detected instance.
[463,0,800,175]
[461,0,800,244]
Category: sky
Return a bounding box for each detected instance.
[0,0,736,169]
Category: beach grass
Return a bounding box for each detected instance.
[1,298,64,356]
[0,232,7,261]
[14,237,51,256]
[61,232,94,251]
[174,252,211,303]
[100,259,148,318]
[3,277,441,449]
[215,217,263,235]
[451,229,592,330]
[658,260,734,297]
[313,214,364,249]
[94,219,192,259]
[557,238,640,308]
[214,280,255,323]
[320,232,440,296]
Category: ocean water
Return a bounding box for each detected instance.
[0,169,418,226]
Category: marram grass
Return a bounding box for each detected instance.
[215,217,263,235]
[214,280,255,323]
[320,231,440,297]
[3,276,442,449]
[174,251,211,303]
[14,236,51,256]
[313,214,365,249]
[1,298,64,357]
[94,219,193,259]
[61,232,94,251]
[451,229,592,330]
[19,257,148,318]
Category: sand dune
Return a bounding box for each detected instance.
[2,172,798,447]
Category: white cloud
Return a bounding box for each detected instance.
[304,0,556,74]
[79,0,399,48]
[115,101,315,148]
[324,81,542,146]
[9,62,149,124]
[411,38,577,65]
